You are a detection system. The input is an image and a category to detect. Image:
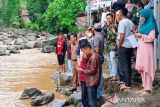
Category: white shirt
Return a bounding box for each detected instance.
[118,18,134,48]
[101,12,110,28]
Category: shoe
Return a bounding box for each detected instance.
[69,88,77,93]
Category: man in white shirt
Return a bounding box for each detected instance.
[101,6,110,28]
[117,8,134,90]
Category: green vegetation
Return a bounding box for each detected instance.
[0,0,86,33]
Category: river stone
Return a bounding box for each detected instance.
[16,29,27,36]
[42,37,58,47]
[51,72,72,86]
[26,35,37,41]
[41,45,55,53]
[3,39,14,45]
[26,32,38,37]
[9,50,21,54]
[20,88,44,99]
[7,45,20,50]
[14,37,25,45]
[19,43,32,49]
[66,90,82,105]
[0,34,8,41]
[48,99,67,107]
[33,41,44,48]
[0,47,6,54]
[56,87,73,96]
[31,93,54,106]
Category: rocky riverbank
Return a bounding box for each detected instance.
[0,28,58,56]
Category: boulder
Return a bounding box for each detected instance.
[26,32,38,37]
[0,34,8,41]
[66,90,82,105]
[3,39,14,45]
[42,37,58,47]
[9,50,21,54]
[33,41,45,48]
[16,29,27,36]
[20,88,44,99]
[7,45,20,50]
[31,93,54,106]
[0,47,6,54]
[48,99,67,107]
[14,37,25,45]
[56,87,73,96]
[41,45,55,53]
[51,72,72,86]
[26,35,37,41]
[19,43,32,49]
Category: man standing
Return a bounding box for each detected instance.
[101,6,110,28]
[105,13,118,80]
[91,23,104,99]
[67,34,72,75]
[77,42,101,107]
[70,33,79,92]
[117,8,134,90]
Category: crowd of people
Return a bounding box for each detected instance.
[55,0,159,107]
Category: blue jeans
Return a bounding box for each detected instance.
[107,51,118,76]
[87,86,98,107]
[97,57,104,99]
[118,47,132,87]
[81,81,89,107]
[67,59,72,74]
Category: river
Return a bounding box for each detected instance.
[0,49,68,107]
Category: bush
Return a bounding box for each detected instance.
[11,21,20,28]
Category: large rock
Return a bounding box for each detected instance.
[7,45,20,50]
[16,29,27,36]
[26,32,38,37]
[3,39,14,45]
[31,93,54,106]
[0,47,6,54]
[42,37,58,47]
[51,72,72,86]
[0,34,8,41]
[26,35,37,41]
[41,45,55,53]
[56,87,73,96]
[66,91,82,105]
[33,41,45,48]
[48,99,67,107]
[20,88,44,99]
[19,43,32,49]
[14,37,25,45]
[9,50,21,54]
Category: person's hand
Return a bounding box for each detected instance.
[134,33,142,38]
[111,28,116,34]
[117,43,121,49]
[76,68,83,73]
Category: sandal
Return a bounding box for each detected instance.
[135,89,144,95]
[138,91,151,96]
[120,85,131,90]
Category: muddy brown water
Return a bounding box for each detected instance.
[0,49,69,107]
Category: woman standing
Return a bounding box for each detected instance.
[134,9,157,96]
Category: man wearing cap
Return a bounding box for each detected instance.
[91,23,104,100]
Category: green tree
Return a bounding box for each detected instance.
[43,0,86,33]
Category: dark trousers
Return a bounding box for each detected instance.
[87,86,98,107]
[81,81,89,107]
[118,47,132,87]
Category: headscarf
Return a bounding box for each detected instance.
[138,9,159,37]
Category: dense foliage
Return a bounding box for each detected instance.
[0,0,86,33]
